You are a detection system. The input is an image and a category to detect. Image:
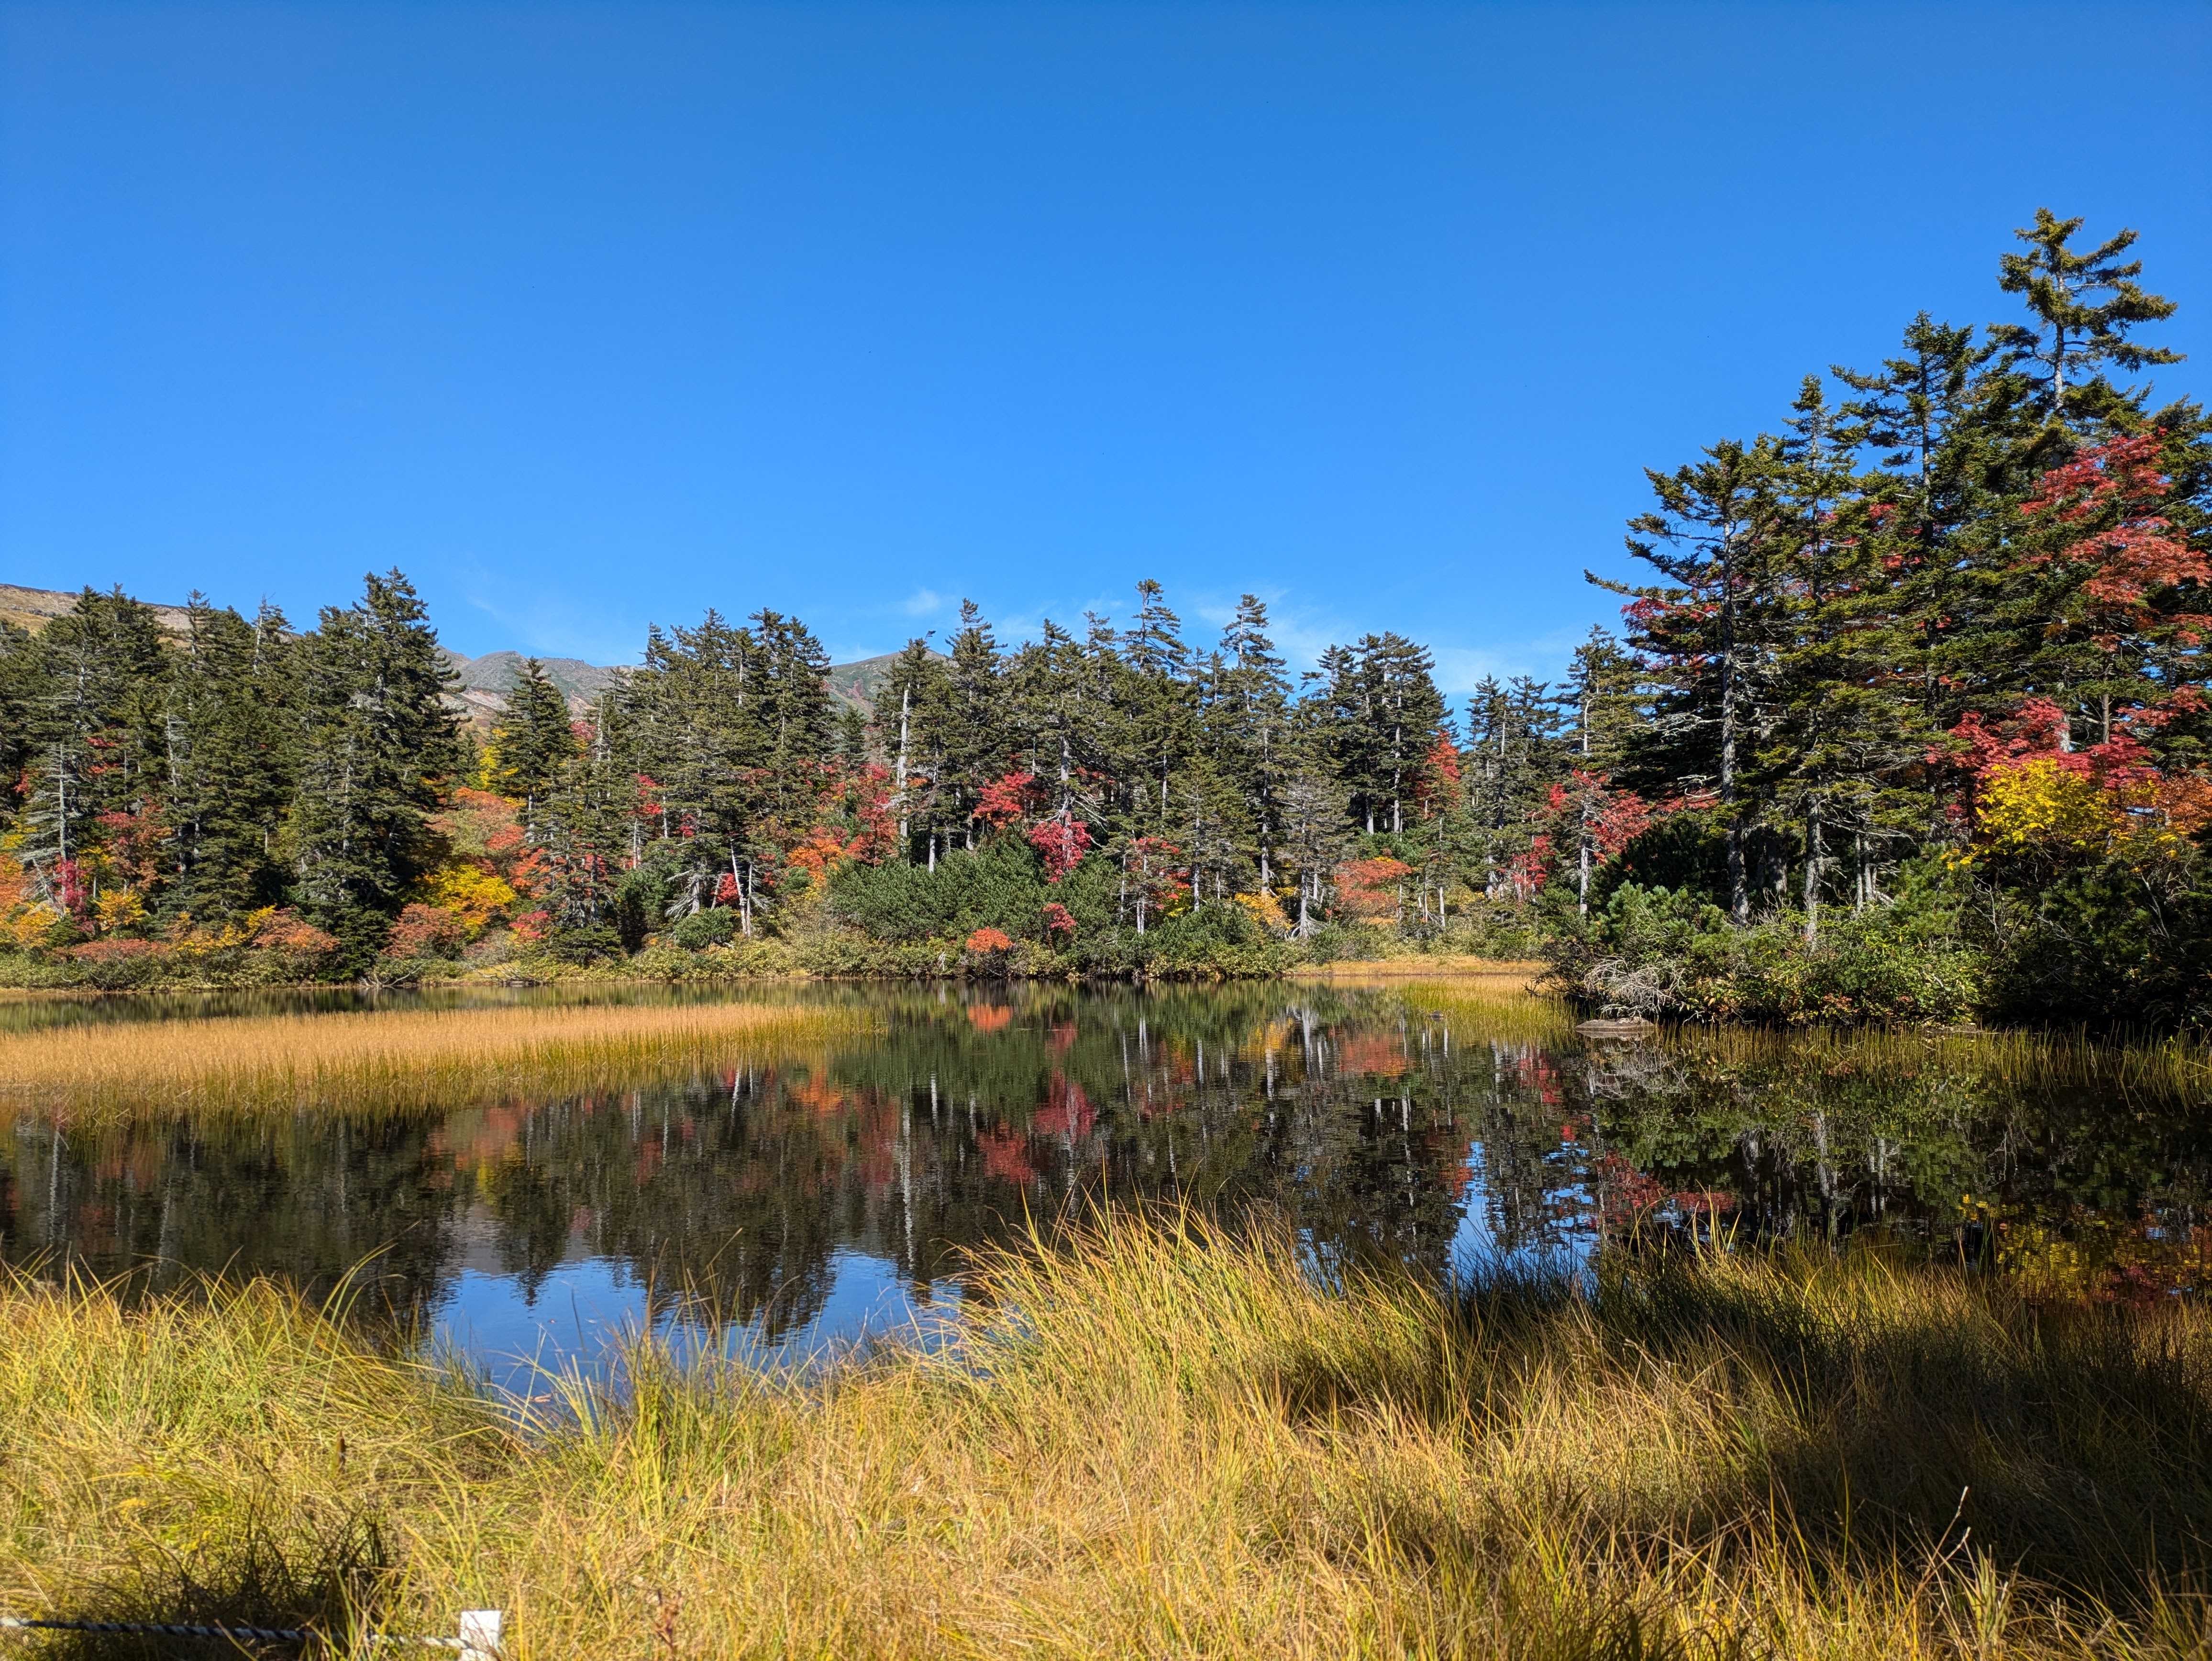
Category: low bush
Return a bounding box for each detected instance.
[1552,876,1982,1023]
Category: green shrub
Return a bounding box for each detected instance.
[1983,859,2212,1030]
[1553,879,1980,1024]
[670,908,741,950]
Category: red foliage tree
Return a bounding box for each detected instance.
[1028,814,1092,881]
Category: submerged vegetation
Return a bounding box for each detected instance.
[8,1215,2212,1658]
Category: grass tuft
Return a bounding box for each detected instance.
[5,1216,2212,1655]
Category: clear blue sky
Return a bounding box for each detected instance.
[3,2,2207,692]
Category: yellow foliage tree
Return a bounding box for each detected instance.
[416,864,520,934]
[1973,759,2115,861]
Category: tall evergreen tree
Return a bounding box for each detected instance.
[487,658,581,828]
[288,571,462,951]
[1991,209,2182,432]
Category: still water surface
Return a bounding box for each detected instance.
[5,982,2210,1387]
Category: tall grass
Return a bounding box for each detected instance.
[0,999,874,1125]
[1651,1019,2212,1107]
[6,1216,2211,1657]
[1389,974,1579,1048]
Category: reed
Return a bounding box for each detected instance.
[1653,1018,2212,1107]
[6,1215,2210,1658]
[0,998,874,1125]
[1388,974,1580,1048]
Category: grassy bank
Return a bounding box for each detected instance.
[5,1216,2212,1658]
[0,908,1536,996]
[0,997,873,1125]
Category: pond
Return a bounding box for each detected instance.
[4,980,2210,1389]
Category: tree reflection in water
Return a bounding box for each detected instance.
[5,986,2210,1367]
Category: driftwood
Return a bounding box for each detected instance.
[1575,1017,1658,1038]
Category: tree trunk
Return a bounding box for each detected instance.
[895,687,911,845]
[1802,800,1823,944]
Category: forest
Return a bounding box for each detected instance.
[2,210,2207,1026]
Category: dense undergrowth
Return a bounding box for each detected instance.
[6,1214,2212,1658]
[1544,847,2212,1030]
[0,831,1517,993]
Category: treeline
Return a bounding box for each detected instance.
[0,564,1582,977]
[1569,210,2211,1025]
[2,209,2207,1019]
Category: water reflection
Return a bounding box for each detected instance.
[6,986,2211,1378]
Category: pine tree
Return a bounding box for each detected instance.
[1601,439,1792,921]
[1990,209,2182,433]
[288,571,462,952]
[488,657,581,829]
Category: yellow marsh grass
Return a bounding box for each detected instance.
[8,1217,2212,1659]
[1385,974,1578,1048]
[0,999,873,1125]
[1656,1019,2212,1107]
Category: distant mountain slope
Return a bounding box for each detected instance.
[1,582,196,636]
[442,648,628,723]
[2,582,908,723]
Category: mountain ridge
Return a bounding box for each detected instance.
[0,582,905,720]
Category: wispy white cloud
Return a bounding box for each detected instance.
[899,588,944,618]
[439,555,647,665]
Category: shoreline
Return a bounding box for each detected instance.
[0,952,1551,1000]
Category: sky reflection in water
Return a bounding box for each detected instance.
[6,982,2210,1379]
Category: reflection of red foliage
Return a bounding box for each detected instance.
[1593,1151,1665,1230]
[966,1004,1013,1033]
[978,1127,1037,1185]
[1672,1191,1734,1215]
[1336,1034,1409,1078]
[1034,1074,1094,1140]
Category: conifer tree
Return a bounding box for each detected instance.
[288,571,462,952]
[1991,209,2182,432]
[488,657,581,829]
[1212,596,1293,885]
[164,596,298,919]
[877,635,952,864]
[1122,580,1194,833]
[941,600,1007,851]
[1602,439,1792,921]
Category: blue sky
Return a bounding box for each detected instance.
[2,2,2207,691]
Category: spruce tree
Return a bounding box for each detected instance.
[488,657,581,828]
[288,571,462,953]
[1990,209,2182,433]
